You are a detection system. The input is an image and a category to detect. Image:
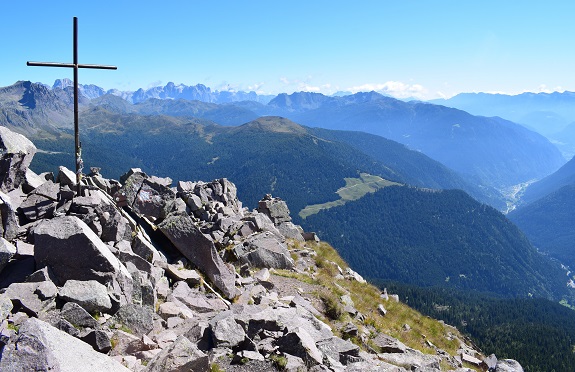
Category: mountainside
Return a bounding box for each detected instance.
[430,91,575,136]
[521,155,575,204]
[0,81,78,138]
[30,112,499,218]
[265,92,565,189]
[431,91,575,158]
[302,185,570,300]
[508,184,575,268]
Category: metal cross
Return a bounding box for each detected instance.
[27,16,117,195]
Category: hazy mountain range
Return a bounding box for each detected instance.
[432,91,575,158]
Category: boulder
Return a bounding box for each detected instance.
[496,359,524,372]
[58,280,113,314]
[60,302,99,329]
[169,281,228,314]
[277,221,304,241]
[23,168,46,193]
[111,303,155,337]
[18,180,59,222]
[210,313,246,348]
[158,213,237,299]
[56,166,77,188]
[0,237,16,273]
[82,330,113,353]
[371,333,407,354]
[0,126,37,193]
[378,348,441,370]
[276,326,323,367]
[0,191,19,240]
[34,216,132,291]
[4,282,45,316]
[0,293,14,321]
[0,318,131,372]
[144,335,209,372]
[233,232,294,270]
[317,336,361,365]
[257,194,292,224]
[132,178,176,221]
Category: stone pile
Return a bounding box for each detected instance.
[0,126,524,372]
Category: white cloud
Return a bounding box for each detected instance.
[347,81,428,99]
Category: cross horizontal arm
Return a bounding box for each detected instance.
[27,61,117,70]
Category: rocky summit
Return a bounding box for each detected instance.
[0,126,522,371]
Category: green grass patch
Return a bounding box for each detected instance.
[299,173,401,219]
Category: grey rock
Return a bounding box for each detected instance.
[0,191,18,240]
[132,229,166,265]
[284,353,307,371]
[184,193,203,211]
[158,212,237,299]
[177,180,196,193]
[108,329,141,356]
[132,178,176,221]
[0,317,130,372]
[82,329,113,353]
[4,282,45,316]
[0,236,16,273]
[15,240,34,257]
[317,336,361,365]
[276,326,323,366]
[35,280,58,300]
[115,168,147,208]
[18,180,59,222]
[379,348,441,370]
[303,232,320,242]
[56,165,77,188]
[0,293,13,321]
[169,282,228,314]
[462,353,483,366]
[372,333,407,354]
[164,264,202,285]
[257,194,292,224]
[378,304,387,316]
[144,335,209,372]
[277,221,304,241]
[60,301,99,329]
[210,313,246,348]
[34,216,132,293]
[341,322,359,338]
[24,168,46,193]
[59,279,112,314]
[0,126,37,193]
[25,266,59,284]
[496,359,524,372]
[55,318,81,337]
[158,301,194,320]
[234,232,294,270]
[112,304,155,337]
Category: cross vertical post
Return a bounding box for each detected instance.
[27,16,117,196]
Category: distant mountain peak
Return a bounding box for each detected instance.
[240,116,307,134]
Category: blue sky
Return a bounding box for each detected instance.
[2,1,574,99]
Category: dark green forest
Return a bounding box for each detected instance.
[302,185,570,299]
[509,184,575,268]
[380,282,575,372]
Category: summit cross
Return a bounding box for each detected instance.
[27,16,117,195]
